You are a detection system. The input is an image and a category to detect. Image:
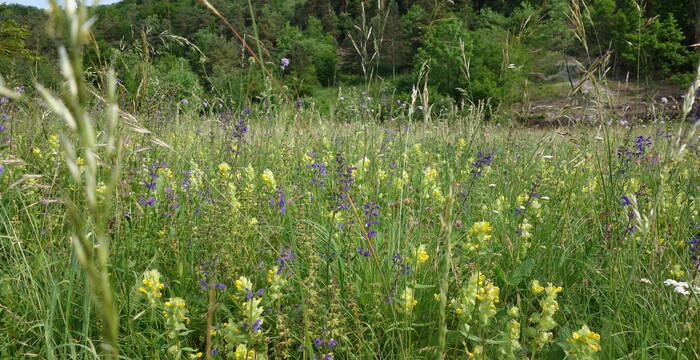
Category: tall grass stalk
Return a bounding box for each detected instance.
[36,0,122,357]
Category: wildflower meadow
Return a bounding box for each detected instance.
[2,1,700,360]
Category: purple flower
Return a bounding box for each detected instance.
[689,224,700,270]
[269,189,287,215]
[278,245,295,274]
[138,197,155,207]
[621,196,631,206]
[181,98,189,105]
[142,181,157,189]
[0,165,3,177]
[363,201,380,238]
[358,246,372,257]
[392,253,412,275]
[308,160,327,188]
[280,57,290,69]
[471,151,493,176]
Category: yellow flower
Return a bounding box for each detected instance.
[531,280,544,294]
[669,264,685,278]
[218,162,231,178]
[466,221,493,251]
[398,287,417,313]
[261,169,276,190]
[139,269,164,307]
[413,244,429,264]
[566,325,602,358]
[234,344,256,360]
[424,167,438,182]
[235,276,252,292]
[466,345,482,359]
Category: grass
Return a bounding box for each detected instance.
[1,92,699,359]
[1,2,700,359]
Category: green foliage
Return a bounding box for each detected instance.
[0,19,36,59]
[587,0,694,79]
[414,17,468,99]
[415,17,528,109]
[276,18,338,87]
[621,14,689,77]
[154,54,204,101]
[2,0,699,115]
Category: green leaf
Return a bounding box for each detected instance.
[507,258,534,286]
[414,283,436,289]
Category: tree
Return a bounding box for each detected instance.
[380,0,410,76]
[0,19,36,60]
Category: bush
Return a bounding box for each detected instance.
[414,17,528,109]
[620,14,689,78]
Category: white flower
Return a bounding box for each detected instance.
[639,278,651,284]
[664,279,696,295]
[488,184,496,187]
[664,279,680,287]
[541,196,550,200]
[542,155,553,159]
[674,286,690,295]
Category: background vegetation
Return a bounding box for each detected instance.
[1,0,699,114]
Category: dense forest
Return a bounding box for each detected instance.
[1,0,699,111]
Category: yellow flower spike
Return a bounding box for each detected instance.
[531,280,544,294]
[138,270,164,307]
